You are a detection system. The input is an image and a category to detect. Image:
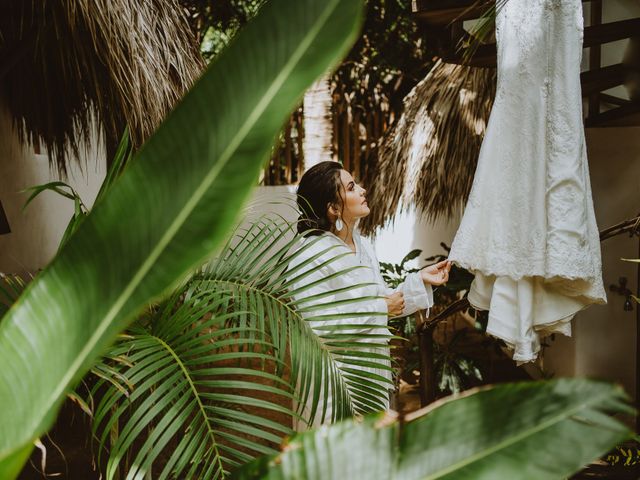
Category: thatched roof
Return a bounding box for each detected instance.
[0,0,204,174]
[360,59,496,234]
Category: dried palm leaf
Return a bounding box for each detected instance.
[360,59,496,234]
[0,0,204,174]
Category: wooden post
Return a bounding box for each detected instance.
[418,325,437,406]
[353,109,361,180]
[284,121,292,185]
[636,236,640,433]
[416,310,437,406]
[589,0,602,120]
[342,106,351,169]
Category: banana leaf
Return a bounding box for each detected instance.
[0,0,364,476]
[236,379,633,480]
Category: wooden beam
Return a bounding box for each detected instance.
[580,63,626,97]
[584,18,640,47]
[413,0,597,25]
[586,102,640,127]
[588,0,602,118]
[600,93,632,106]
[443,43,496,67]
[411,0,489,26]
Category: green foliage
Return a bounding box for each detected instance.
[333,0,431,112]
[92,290,294,479]
[0,0,365,476]
[460,0,511,63]
[236,379,633,480]
[22,181,89,250]
[380,246,480,395]
[22,131,133,252]
[434,330,483,395]
[379,249,421,290]
[183,0,267,61]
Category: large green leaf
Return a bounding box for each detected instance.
[235,379,633,480]
[0,0,364,473]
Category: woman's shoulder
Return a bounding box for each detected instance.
[289,233,349,267]
[356,232,377,258]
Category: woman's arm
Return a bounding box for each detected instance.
[360,237,433,318]
[389,272,434,318]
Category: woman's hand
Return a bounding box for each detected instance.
[420,260,452,286]
[385,292,405,317]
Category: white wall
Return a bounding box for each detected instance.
[0,104,106,274]
[374,208,460,266]
[591,0,640,101]
[544,127,640,399]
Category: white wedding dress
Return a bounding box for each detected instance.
[449,0,606,362]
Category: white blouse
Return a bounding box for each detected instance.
[287,228,433,428]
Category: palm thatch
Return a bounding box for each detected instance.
[0,0,204,174]
[360,59,496,235]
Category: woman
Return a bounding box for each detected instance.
[288,161,450,428]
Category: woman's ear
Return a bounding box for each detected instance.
[327,203,339,218]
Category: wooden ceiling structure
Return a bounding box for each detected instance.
[411,0,640,126]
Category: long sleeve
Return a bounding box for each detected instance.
[359,235,433,318]
[389,272,433,318]
[285,235,393,429]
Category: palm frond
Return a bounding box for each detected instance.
[92,292,295,480]
[0,0,204,173]
[200,213,394,423]
[92,211,393,477]
[236,379,633,480]
[361,59,496,233]
[460,0,510,63]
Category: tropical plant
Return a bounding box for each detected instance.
[19,115,392,479]
[333,0,431,112]
[21,130,132,252]
[433,329,483,395]
[184,0,266,61]
[461,0,511,61]
[380,246,480,395]
[236,379,633,480]
[0,0,365,477]
[0,274,27,320]
[89,213,394,478]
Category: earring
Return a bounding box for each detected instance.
[335,217,344,231]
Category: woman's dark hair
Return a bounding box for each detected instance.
[296,161,343,235]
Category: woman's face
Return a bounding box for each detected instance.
[335,169,369,222]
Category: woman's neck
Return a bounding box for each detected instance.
[334,220,357,251]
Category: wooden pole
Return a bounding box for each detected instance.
[418,325,437,406]
[588,0,602,120]
[636,236,640,433]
